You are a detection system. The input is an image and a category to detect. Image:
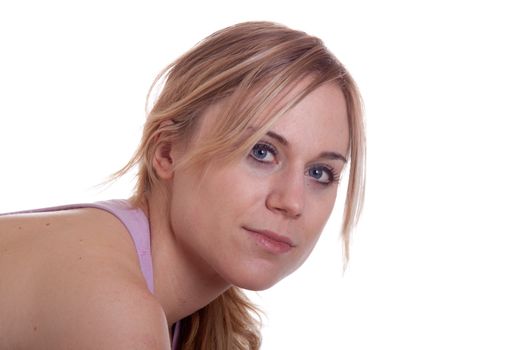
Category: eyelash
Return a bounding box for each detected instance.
[250,142,278,163]
[307,164,340,185]
[249,142,340,186]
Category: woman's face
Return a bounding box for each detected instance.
[168,79,349,290]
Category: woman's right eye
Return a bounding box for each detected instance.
[250,142,277,163]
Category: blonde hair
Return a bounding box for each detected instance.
[117,21,365,350]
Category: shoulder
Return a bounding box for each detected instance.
[41,278,171,349]
[0,206,146,287]
[34,211,169,349]
[39,234,171,349]
[0,204,142,264]
[1,206,166,349]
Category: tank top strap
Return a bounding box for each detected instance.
[1,199,155,292]
[82,200,154,293]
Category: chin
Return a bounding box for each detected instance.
[235,278,280,291]
[225,264,295,291]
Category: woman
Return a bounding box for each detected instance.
[0,21,365,349]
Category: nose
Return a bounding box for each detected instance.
[265,167,305,218]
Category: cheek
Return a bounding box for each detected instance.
[208,165,267,207]
[185,166,267,239]
[306,187,339,228]
[290,189,339,264]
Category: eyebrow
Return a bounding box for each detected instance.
[318,151,348,163]
[266,131,347,163]
[267,131,288,146]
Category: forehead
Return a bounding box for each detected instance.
[194,79,349,157]
[268,80,350,156]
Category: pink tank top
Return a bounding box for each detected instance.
[2,199,180,349]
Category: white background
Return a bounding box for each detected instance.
[1,1,524,349]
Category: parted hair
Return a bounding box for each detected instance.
[117,21,365,350]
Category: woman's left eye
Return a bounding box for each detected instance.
[306,166,336,184]
[250,143,277,163]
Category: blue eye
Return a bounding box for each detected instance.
[307,166,336,184]
[250,143,277,163]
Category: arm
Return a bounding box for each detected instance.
[39,280,172,350]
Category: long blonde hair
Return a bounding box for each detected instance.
[116,21,365,350]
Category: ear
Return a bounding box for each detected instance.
[152,141,176,180]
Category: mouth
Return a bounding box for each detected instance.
[243,227,295,254]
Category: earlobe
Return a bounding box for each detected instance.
[153,142,175,179]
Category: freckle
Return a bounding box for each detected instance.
[18,226,22,230]
[79,239,84,242]
[45,223,50,226]
[78,256,83,260]
[33,326,37,332]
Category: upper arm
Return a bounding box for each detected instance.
[41,281,172,350]
[78,290,171,350]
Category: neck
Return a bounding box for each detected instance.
[139,189,230,326]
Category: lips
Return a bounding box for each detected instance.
[243,227,295,254]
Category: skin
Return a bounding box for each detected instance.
[0,79,349,349]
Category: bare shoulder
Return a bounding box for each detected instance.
[0,207,144,289]
[43,278,172,349]
[0,207,168,349]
